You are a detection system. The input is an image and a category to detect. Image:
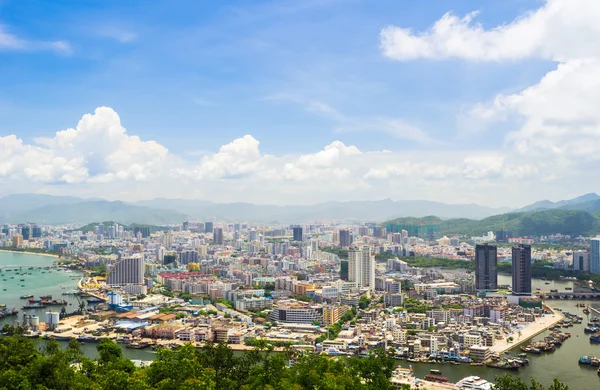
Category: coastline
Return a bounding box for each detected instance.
[489,306,564,354]
[0,249,59,259]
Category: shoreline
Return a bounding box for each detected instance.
[0,249,59,259]
[489,306,564,354]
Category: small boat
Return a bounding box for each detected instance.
[429,369,442,375]
[20,294,34,299]
[22,304,46,309]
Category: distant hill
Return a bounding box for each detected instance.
[384,209,598,237]
[135,198,511,222]
[5,200,187,225]
[4,193,600,226]
[518,193,600,212]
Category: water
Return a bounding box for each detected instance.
[0,252,85,326]
[405,276,598,388]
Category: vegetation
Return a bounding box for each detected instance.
[0,335,570,390]
[399,256,475,270]
[403,298,433,313]
[321,247,349,259]
[385,208,598,237]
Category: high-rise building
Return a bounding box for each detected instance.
[348,246,376,290]
[293,226,303,242]
[233,223,241,232]
[339,229,352,247]
[248,229,257,242]
[591,238,600,275]
[475,244,498,292]
[107,255,144,286]
[21,226,30,240]
[373,227,383,238]
[495,229,513,243]
[205,222,214,233]
[32,225,42,238]
[213,227,223,245]
[573,251,590,272]
[182,221,189,231]
[134,226,150,238]
[340,260,349,281]
[179,250,199,265]
[12,234,23,247]
[163,251,177,265]
[512,245,532,296]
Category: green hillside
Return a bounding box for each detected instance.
[385,209,598,237]
[74,221,170,233]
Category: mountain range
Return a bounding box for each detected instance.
[0,193,598,226]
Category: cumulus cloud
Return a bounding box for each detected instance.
[380,0,600,62]
[190,135,276,180]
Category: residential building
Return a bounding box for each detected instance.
[348,246,375,290]
[292,226,303,242]
[107,255,145,286]
[339,229,352,247]
[512,245,532,296]
[213,227,223,245]
[573,251,590,272]
[475,244,498,292]
[591,238,600,274]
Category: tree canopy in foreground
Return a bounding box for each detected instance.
[0,335,569,389]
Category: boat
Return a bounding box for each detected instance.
[40,295,52,300]
[126,341,150,350]
[566,287,573,290]
[486,361,520,371]
[545,282,551,284]
[86,298,105,303]
[591,335,600,343]
[22,304,46,309]
[429,369,442,375]
[19,279,24,282]
[424,374,449,383]
[550,289,558,293]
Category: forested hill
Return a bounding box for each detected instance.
[384,209,599,237]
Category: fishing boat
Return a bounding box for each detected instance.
[22,304,46,309]
[20,294,34,299]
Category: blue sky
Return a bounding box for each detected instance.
[1,0,599,207]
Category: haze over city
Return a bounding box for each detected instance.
[2,0,600,207]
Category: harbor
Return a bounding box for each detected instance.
[1,252,600,389]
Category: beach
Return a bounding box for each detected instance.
[0,249,59,258]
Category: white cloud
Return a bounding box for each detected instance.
[191,135,274,180]
[96,27,137,43]
[380,0,600,62]
[0,106,590,207]
[0,23,72,54]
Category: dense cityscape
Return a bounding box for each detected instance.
[1,217,599,388]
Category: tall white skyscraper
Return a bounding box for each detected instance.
[107,255,144,286]
[590,238,600,274]
[348,246,376,290]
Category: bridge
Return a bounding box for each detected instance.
[540,292,600,299]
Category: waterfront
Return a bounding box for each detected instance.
[0,252,85,326]
[2,252,599,387]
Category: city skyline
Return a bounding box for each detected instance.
[2,0,600,206]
